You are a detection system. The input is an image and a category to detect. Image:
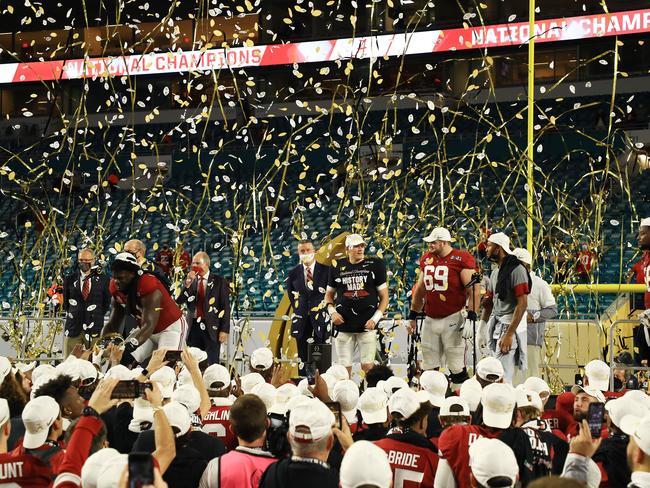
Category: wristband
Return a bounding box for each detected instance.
[82,406,100,418]
[327,304,336,315]
[466,310,478,322]
[371,310,383,324]
[408,310,420,321]
[140,368,149,378]
[152,406,164,414]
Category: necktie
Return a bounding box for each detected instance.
[82,276,90,301]
[306,266,313,286]
[196,278,205,319]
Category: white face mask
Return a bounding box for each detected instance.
[299,252,315,263]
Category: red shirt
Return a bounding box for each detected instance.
[155,249,173,274]
[642,251,650,308]
[1,443,66,486]
[576,250,596,274]
[541,409,574,437]
[437,424,501,488]
[53,416,104,487]
[419,249,476,318]
[375,433,439,488]
[202,402,237,451]
[109,274,182,333]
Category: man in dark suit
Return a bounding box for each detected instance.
[178,251,230,365]
[62,248,111,357]
[286,239,330,373]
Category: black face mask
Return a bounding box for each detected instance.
[79,262,91,272]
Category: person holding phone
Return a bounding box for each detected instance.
[324,234,388,376]
[178,252,230,366]
[101,253,187,366]
[567,385,606,440]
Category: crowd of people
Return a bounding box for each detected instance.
[0,348,650,487]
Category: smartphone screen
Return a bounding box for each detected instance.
[587,402,605,439]
[111,380,152,399]
[325,401,343,429]
[164,350,182,363]
[128,452,154,488]
[305,363,317,386]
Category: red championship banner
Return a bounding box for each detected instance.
[1,8,649,84]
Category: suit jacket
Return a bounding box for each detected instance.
[286,261,330,340]
[178,273,231,341]
[63,270,111,337]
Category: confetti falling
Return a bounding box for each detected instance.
[0,1,648,359]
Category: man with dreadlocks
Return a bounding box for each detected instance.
[101,252,187,365]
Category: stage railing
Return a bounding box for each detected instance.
[0,315,64,362]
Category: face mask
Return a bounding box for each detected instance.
[299,252,315,263]
[79,263,91,272]
[191,265,204,275]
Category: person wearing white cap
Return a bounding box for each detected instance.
[33,374,86,421]
[249,347,275,381]
[202,363,237,450]
[286,239,331,375]
[438,397,471,432]
[15,361,36,394]
[419,370,448,439]
[469,438,519,488]
[620,414,650,488]
[332,380,359,424]
[459,377,483,413]
[568,385,607,439]
[408,226,480,386]
[100,252,187,365]
[481,232,532,383]
[583,359,611,392]
[340,440,393,488]
[324,233,388,375]
[375,388,439,487]
[499,388,569,484]
[435,383,517,488]
[0,356,28,419]
[635,217,650,367]
[178,251,231,366]
[354,387,390,441]
[475,356,505,388]
[260,398,339,488]
[511,247,557,382]
[200,394,277,488]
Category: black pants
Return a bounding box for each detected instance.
[187,319,221,365]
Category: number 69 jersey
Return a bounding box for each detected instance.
[419,249,477,319]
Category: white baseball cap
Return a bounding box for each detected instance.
[296,378,315,398]
[571,385,606,403]
[252,382,277,411]
[604,392,650,429]
[114,252,140,267]
[640,217,650,228]
[383,376,409,395]
[0,357,11,384]
[150,366,176,399]
[345,234,366,248]
[77,360,99,384]
[515,387,543,412]
[172,384,201,414]
[333,380,360,423]
[15,361,36,375]
[32,364,56,384]
[55,356,82,381]
[621,414,650,455]
[326,364,350,382]
[241,372,266,393]
[269,383,299,415]
[204,364,231,391]
[440,396,471,417]
[250,347,274,370]
[469,438,518,487]
[358,387,388,425]
[388,387,420,419]
[481,383,516,429]
[319,373,338,398]
[340,440,393,488]
[96,453,128,488]
[81,448,122,488]
[22,396,60,449]
[460,377,483,412]
[164,401,192,437]
[512,248,532,266]
[286,394,312,413]
[584,360,610,391]
[419,370,448,407]
[423,227,456,243]
[476,357,505,383]
[176,367,193,387]
[487,232,513,255]
[522,377,551,399]
[289,398,335,442]
[0,398,9,427]
[105,364,138,381]
[128,398,154,433]
[188,347,208,364]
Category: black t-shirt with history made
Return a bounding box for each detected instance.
[327,256,387,333]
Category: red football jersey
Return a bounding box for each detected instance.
[575,250,595,274]
[419,249,476,318]
[1,445,65,487]
[109,274,182,333]
[642,251,650,308]
[202,401,237,451]
[437,424,501,488]
[375,435,439,488]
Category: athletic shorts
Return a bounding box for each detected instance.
[132,316,188,363]
[334,331,377,367]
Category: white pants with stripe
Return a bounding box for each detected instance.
[132,316,188,363]
[420,312,465,373]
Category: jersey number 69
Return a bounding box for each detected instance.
[423,265,449,292]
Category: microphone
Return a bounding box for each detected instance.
[465,272,483,288]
